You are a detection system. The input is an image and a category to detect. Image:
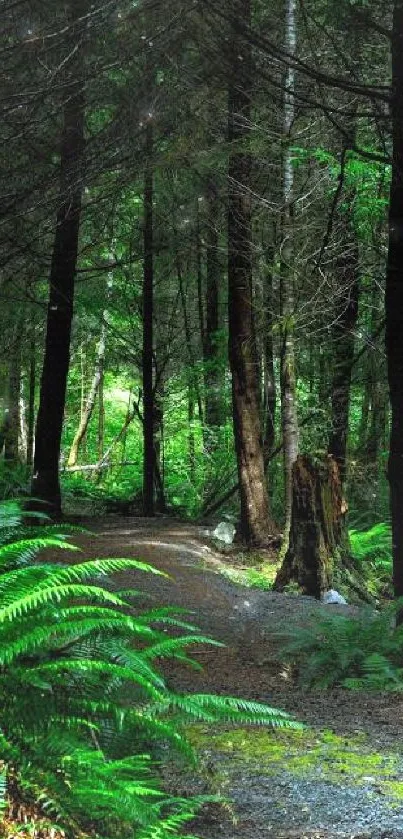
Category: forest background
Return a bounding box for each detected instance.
[5,2,403,837]
[0,0,401,590]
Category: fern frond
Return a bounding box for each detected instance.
[163,694,300,728]
[0,498,298,839]
[0,581,131,623]
[142,635,224,660]
[0,537,78,569]
[17,659,165,701]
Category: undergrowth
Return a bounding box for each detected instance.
[277,603,403,691]
[349,522,392,597]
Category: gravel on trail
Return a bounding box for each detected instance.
[59,516,403,839]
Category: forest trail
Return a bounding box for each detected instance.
[66,517,403,839]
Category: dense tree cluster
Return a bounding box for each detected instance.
[0,0,401,591]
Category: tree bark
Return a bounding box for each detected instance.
[274,455,347,599]
[153,377,166,511]
[385,0,403,604]
[5,320,24,464]
[204,177,224,435]
[95,403,139,476]
[227,0,276,546]
[27,337,36,469]
[142,118,155,517]
[263,248,276,455]
[365,286,386,463]
[280,0,299,552]
[328,248,359,483]
[67,301,109,467]
[31,9,85,516]
[188,386,196,484]
[98,363,105,461]
[176,246,205,424]
[366,377,387,464]
[327,141,360,484]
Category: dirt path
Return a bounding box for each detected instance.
[65,516,403,839]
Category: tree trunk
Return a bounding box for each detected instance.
[142,118,155,517]
[153,378,166,511]
[188,386,196,484]
[19,383,28,464]
[176,246,205,424]
[98,364,105,461]
[27,337,36,469]
[31,11,85,516]
[95,404,139,476]
[227,0,276,546]
[67,300,109,467]
[280,0,299,552]
[327,140,360,484]
[263,249,276,455]
[274,455,347,599]
[358,373,371,454]
[328,250,359,483]
[204,177,224,435]
[365,286,386,464]
[196,197,206,357]
[385,0,403,604]
[366,378,388,464]
[5,321,24,464]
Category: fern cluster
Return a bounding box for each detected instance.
[0,501,296,838]
[277,604,403,691]
[349,522,392,597]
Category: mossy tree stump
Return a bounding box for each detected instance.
[274,454,348,599]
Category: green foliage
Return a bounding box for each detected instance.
[350,522,392,569]
[277,605,403,691]
[0,501,296,837]
[349,522,392,597]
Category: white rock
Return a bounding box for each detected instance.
[322,589,348,605]
[213,521,236,545]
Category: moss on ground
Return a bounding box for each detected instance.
[187,725,403,801]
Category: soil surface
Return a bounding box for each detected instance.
[59,516,403,839]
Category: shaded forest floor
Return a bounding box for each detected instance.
[54,517,403,839]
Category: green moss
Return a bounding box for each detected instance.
[218,562,279,591]
[187,725,401,793]
[380,780,403,801]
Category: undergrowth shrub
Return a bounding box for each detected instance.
[277,604,403,691]
[0,500,298,838]
[350,522,392,569]
[349,522,392,597]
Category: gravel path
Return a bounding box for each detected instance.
[60,516,403,839]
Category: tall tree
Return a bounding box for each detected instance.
[31,6,86,515]
[385,0,403,602]
[328,149,360,484]
[227,0,276,545]
[263,247,276,456]
[67,284,110,468]
[204,177,224,434]
[4,319,24,464]
[142,114,155,516]
[26,336,36,470]
[280,0,299,550]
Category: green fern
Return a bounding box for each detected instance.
[277,603,403,690]
[0,500,297,838]
[349,522,392,567]
[349,522,393,596]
